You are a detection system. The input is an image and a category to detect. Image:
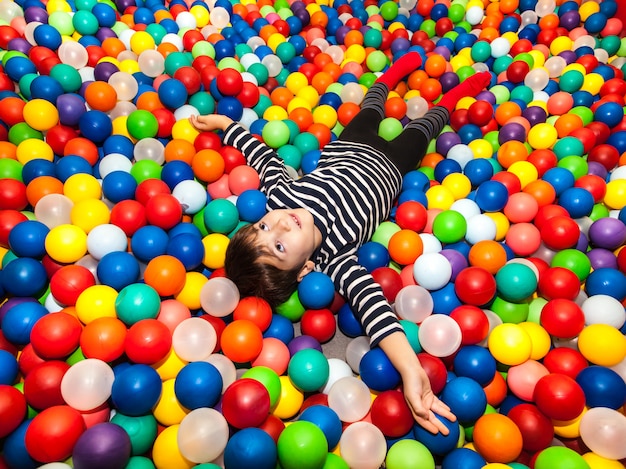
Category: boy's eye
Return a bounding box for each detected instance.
[259,222,268,231]
[275,242,285,253]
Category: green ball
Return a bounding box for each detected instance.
[276,290,305,321]
[379,1,399,21]
[110,413,158,456]
[456,65,476,82]
[600,36,621,56]
[363,28,382,48]
[146,23,167,44]
[484,131,501,153]
[385,439,435,469]
[8,123,43,145]
[379,117,403,141]
[366,50,388,73]
[420,19,436,38]
[569,106,594,126]
[359,72,377,88]
[18,73,38,100]
[448,3,466,23]
[72,10,100,35]
[514,52,534,69]
[243,366,282,408]
[192,41,216,59]
[275,68,290,86]
[490,84,511,104]
[400,319,421,353]
[618,37,626,57]
[204,198,239,234]
[66,346,86,366]
[164,51,193,76]
[277,144,303,171]
[293,131,319,155]
[551,249,591,281]
[126,110,159,140]
[189,91,215,116]
[263,120,291,148]
[130,159,162,183]
[283,119,300,144]
[492,56,513,76]
[276,42,297,64]
[495,263,538,302]
[534,446,590,469]
[288,348,330,392]
[589,203,610,221]
[115,283,161,326]
[49,63,82,93]
[0,158,23,181]
[371,221,401,247]
[253,94,272,117]
[471,41,491,62]
[124,457,156,469]
[553,136,584,159]
[74,0,97,10]
[323,453,349,469]
[432,210,467,244]
[527,297,547,324]
[248,62,269,85]
[510,85,534,104]
[558,155,588,180]
[277,421,328,469]
[490,296,529,324]
[417,166,435,181]
[192,207,209,237]
[559,70,584,93]
[48,11,75,36]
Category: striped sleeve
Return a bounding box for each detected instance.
[326,254,404,346]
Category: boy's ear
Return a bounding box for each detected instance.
[297,260,315,282]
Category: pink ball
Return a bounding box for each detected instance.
[156,299,192,334]
[228,165,260,195]
[503,192,539,223]
[207,173,233,199]
[252,337,290,375]
[507,359,550,401]
[505,222,541,257]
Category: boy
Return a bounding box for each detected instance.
[191,52,491,434]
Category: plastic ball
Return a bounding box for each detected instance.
[472,413,523,463]
[299,404,343,450]
[418,314,462,358]
[288,348,329,392]
[534,446,591,469]
[111,365,163,417]
[579,407,626,461]
[575,365,626,410]
[413,252,452,291]
[24,405,85,463]
[440,376,487,424]
[394,285,434,324]
[277,420,327,469]
[0,384,27,438]
[454,266,496,306]
[171,317,217,362]
[177,408,229,464]
[440,447,486,469]
[339,421,387,469]
[488,323,532,366]
[2,300,49,346]
[125,319,172,365]
[1,256,48,298]
[300,308,336,343]
[577,323,626,367]
[452,345,497,386]
[327,376,371,423]
[221,319,263,363]
[298,271,335,310]
[413,414,460,457]
[199,276,240,318]
[30,311,82,359]
[533,373,586,422]
[223,427,277,469]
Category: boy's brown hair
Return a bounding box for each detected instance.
[224,223,304,308]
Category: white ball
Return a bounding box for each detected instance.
[173,180,208,215]
[413,252,452,290]
[490,37,511,58]
[450,199,481,221]
[419,233,442,254]
[98,153,133,178]
[466,6,484,25]
[176,11,197,29]
[321,358,354,394]
[87,224,128,260]
[465,214,497,244]
[581,295,626,329]
[447,144,473,169]
[134,138,165,164]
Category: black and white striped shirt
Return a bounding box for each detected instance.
[223,123,405,346]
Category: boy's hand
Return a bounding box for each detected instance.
[189,114,233,132]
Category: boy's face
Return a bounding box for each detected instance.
[255,208,322,274]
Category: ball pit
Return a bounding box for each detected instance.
[0,0,626,467]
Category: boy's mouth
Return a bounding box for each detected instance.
[291,214,301,228]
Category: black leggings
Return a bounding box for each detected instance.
[339,83,449,175]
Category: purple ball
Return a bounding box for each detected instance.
[24,6,48,23]
[436,131,462,155]
[93,62,119,82]
[72,423,131,469]
[95,27,117,42]
[440,249,468,282]
[392,38,412,55]
[575,231,589,252]
[586,248,618,270]
[560,11,581,31]
[335,25,350,45]
[57,93,87,126]
[522,106,547,126]
[295,9,310,25]
[288,335,322,356]
[588,217,626,249]
[440,72,460,93]
[432,46,451,60]
[559,50,577,65]
[498,122,527,143]
[8,38,32,55]
[587,161,608,179]
[475,90,496,105]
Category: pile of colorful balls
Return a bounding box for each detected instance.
[0,0,625,468]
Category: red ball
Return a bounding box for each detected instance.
[23,361,70,410]
[173,66,202,95]
[542,348,588,379]
[0,384,27,438]
[181,29,204,51]
[506,60,530,83]
[221,378,270,428]
[533,373,585,422]
[507,403,554,453]
[24,405,85,463]
[153,108,176,138]
[124,319,172,365]
[417,353,448,394]
[568,128,596,155]
[533,204,570,231]
[588,143,620,171]
[220,146,246,173]
[45,125,79,156]
[617,245,626,273]
[540,298,585,339]
[454,266,497,306]
[370,390,414,438]
[574,175,606,203]
[216,68,244,96]
[0,209,28,248]
[195,130,223,152]
[135,179,171,205]
[144,193,182,230]
[110,199,147,236]
[395,201,428,232]
[0,178,28,211]
[539,215,580,250]
[236,82,261,108]
[449,109,470,131]
[537,267,581,301]
[258,414,286,443]
[371,267,403,303]
[449,305,489,345]
[18,343,46,376]
[467,100,494,127]
[30,312,82,360]
[300,308,337,344]
[491,171,522,195]
[50,265,96,306]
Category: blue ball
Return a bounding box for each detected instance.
[96,251,141,291]
[397,188,428,207]
[174,362,223,410]
[263,313,295,343]
[4,56,37,82]
[585,268,626,301]
[161,161,194,190]
[217,96,244,121]
[402,170,430,192]
[558,187,595,218]
[0,349,19,385]
[157,78,188,109]
[357,241,390,273]
[1,301,48,345]
[8,220,49,258]
[33,23,62,49]
[299,405,342,450]
[103,135,135,158]
[595,100,624,128]
[474,180,508,212]
[21,159,56,184]
[1,257,48,298]
[298,272,335,310]
[166,233,205,271]
[92,2,117,27]
[359,347,401,392]
[413,415,460,456]
[236,189,267,223]
[102,171,138,203]
[29,75,64,103]
[457,124,483,144]
[575,366,626,410]
[542,167,575,196]
[452,345,496,386]
[441,447,487,469]
[337,302,364,338]
[79,110,113,144]
[2,420,38,469]
[111,364,163,416]
[497,394,526,415]
[55,155,94,182]
[130,225,169,262]
[434,158,463,183]
[463,158,494,188]
[224,427,277,469]
[431,282,462,315]
[440,376,487,424]
[584,12,608,35]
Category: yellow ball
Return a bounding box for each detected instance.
[287,96,312,113]
[263,105,289,121]
[501,32,519,47]
[604,180,626,210]
[46,0,72,13]
[441,173,471,200]
[153,379,188,426]
[267,33,286,52]
[23,99,59,131]
[202,233,229,270]
[579,1,600,21]
[190,5,210,27]
[553,407,586,439]
[285,71,309,95]
[484,212,509,241]
[153,347,187,381]
[174,272,208,310]
[119,59,140,75]
[112,115,132,139]
[549,36,573,56]
[345,44,366,64]
[63,173,102,203]
[562,63,587,76]
[527,123,557,150]
[297,85,320,108]
[273,375,304,420]
[518,321,551,360]
[488,323,532,366]
[152,425,194,469]
[70,199,110,233]
[129,31,156,55]
[450,54,471,72]
[75,284,118,324]
[528,51,546,69]
[578,324,626,367]
[580,73,604,95]
[508,161,538,189]
[468,138,493,159]
[16,139,54,164]
[425,185,455,210]
[171,119,200,144]
[312,104,338,128]
[455,96,475,111]
[582,452,626,469]
[45,223,88,264]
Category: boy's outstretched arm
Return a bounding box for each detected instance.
[189,114,234,132]
[378,331,457,434]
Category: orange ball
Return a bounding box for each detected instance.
[420,78,443,102]
[307,123,331,147]
[385,96,408,120]
[523,179,556,206]
[472,413,523,463]
[220,319,264,363]
[136,91,164,112]
[483,371,508,407]
[497,141,529,169]
[233,297,273,331]
[495,102,522,126]
[468,240,508,274]
[270,87,294,109]
[311,71,334,95]
[424,54,447,78]
[344,30,364,47]
[554,113,583,138]
[388,229,424,266]
[79,317,127,362]
[0,141,17,160]
[84,81,118,113]
[407,70,428,91]
[337,102,361,126]
[192,148,225,183]
[289,107,314,132]
[164,139,197,165]
[64,138,99,166]
[101,37,126,58]
[26,176,64,207]
[143,255,187,297]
